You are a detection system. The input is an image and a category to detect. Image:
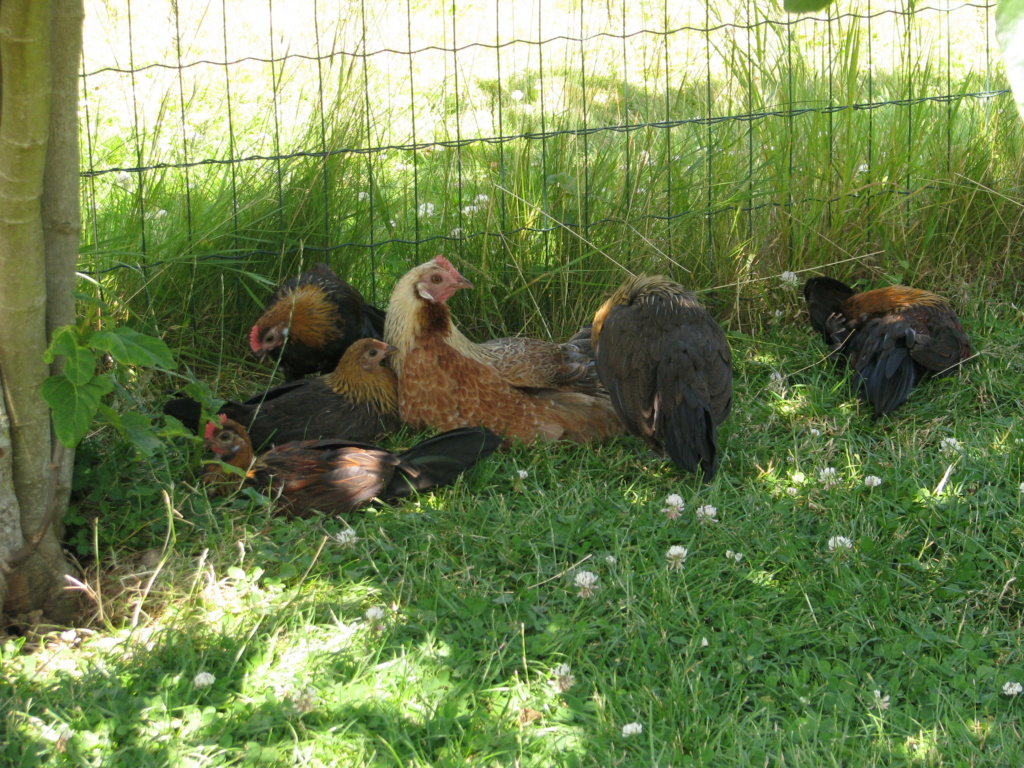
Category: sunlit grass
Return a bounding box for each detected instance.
[5,291,1024,767]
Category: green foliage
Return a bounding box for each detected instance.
[42,313,176,450]
[997,0,1024,122]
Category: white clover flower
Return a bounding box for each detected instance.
[780,271,799,288]
[193,672,216,689]
[725,550,743,563]
[114,170,133,188]
[940,436,962,456]
[662,493,685,519]
[873,690,891,710]
[666,545,688,571]
[773,309,784,319]
[809,428,822,437]
[510,89,525,101]
[700,636,709,647]
[357,191,370,202]
[474,193,490,203]
[621,722,643,737]
[291,686,319,714]
[858,163,869,174]
[695,505,718,523]
[574,570,598,597]
[517,469,529,480]
[461,204,479,215]
[1019,481,1024,493]
[818,467,839,487]
[449,227,463,238]
[417,202,435,218]
[785,486,798,496]
[605,555,617,565]
[593,92,609,104]
[828,536,853,552]
[1003,681,1023,696]
[365,606,385,622]
[551,664,575,693]
[334,529,358,547]
[864,475,882,488]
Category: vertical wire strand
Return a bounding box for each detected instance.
[267,0,285,253]
[220,0,241,317]
[359,0,378,301]
[172,0,196,340]
[313,0,332,258]
[406,0,421,260]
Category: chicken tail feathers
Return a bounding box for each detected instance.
[162,396,204,433]
[388,427,502,497]
[853,347,918,419]
[803,277,855,339]
[363,304,387,340]
[658,388,719,482]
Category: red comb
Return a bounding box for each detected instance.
[249,325,262,353]
[434,254,461,278]
[204,421,218,440]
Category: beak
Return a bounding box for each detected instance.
[457,276,474,290]
[382,343,398,357]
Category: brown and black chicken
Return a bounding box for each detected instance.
[202,416,501,516]
[250,262,386,380]
[164,338,401,448]
[803,276,972,418]
[592,275,733,481]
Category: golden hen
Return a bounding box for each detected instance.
[592,275,733,481]
[249,262,386,381]
[384,256,623,444]
[164,338,401,448]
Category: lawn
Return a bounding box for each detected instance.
[2,279,1022,766]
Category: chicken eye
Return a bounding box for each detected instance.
[368,349,379,357]
[430,273,443,284]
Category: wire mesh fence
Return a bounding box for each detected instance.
[78,0,1021,347]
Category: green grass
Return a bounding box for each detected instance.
[4,289,1024,767]
[77,0,1024,362]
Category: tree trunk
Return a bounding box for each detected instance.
[0,0,83,625]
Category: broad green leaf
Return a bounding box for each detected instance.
[42,375,116,447]
[784,0,834,11]
[997,0,1024,122]
[44,326,97,385]
[90,327,175,368]
[120,411,164,456]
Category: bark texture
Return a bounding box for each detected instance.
[0,0,83,625]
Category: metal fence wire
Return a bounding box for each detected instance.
[77,0,1017,335]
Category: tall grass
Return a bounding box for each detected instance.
[78,0,1024,375]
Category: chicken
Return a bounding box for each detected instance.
[803,276,972,418]
[164,338,401,448]
[202,416,501,516]
[384,256,624,444]
[591,275,733,481]
[249,262,386,380]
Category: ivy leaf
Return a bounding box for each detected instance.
[90,327,174,368]
[997,0,1024,122]
[42,375,116,447]
[784,0,833,11]
[44,326,97,386]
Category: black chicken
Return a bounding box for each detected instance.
[202,416,502,516]
[803,276,972,417]
[592,275,733,481]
